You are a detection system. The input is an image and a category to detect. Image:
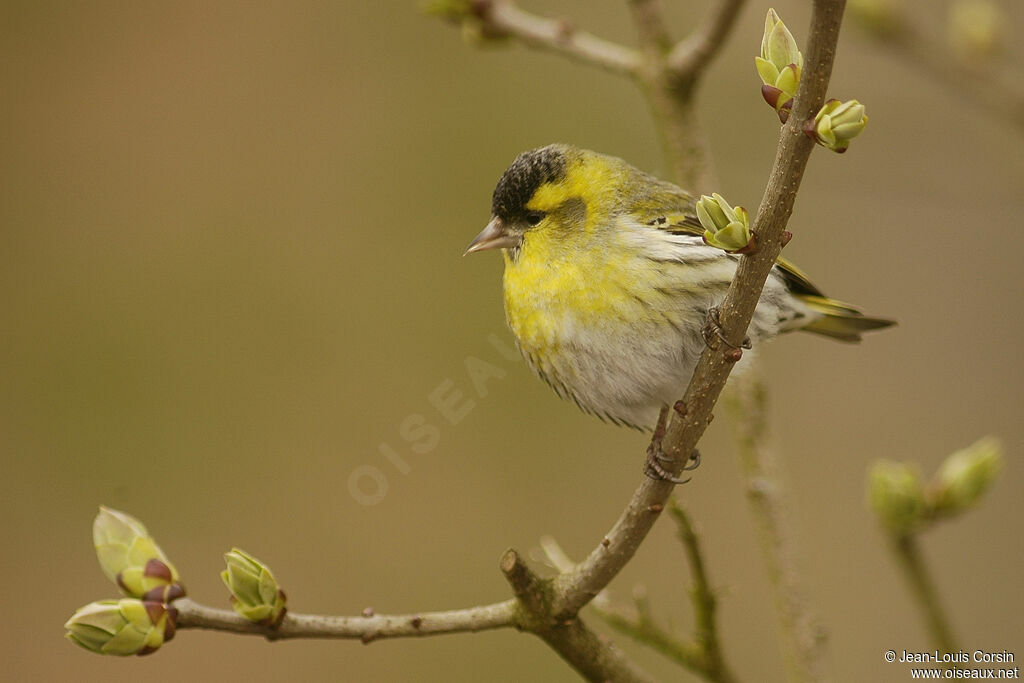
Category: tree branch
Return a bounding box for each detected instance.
[727,372,829,683]
[177,549,657,683]
[170,4,853,679]
[500,550,656,683]
[667,0,747,78]
[431,0,753,192]
[668,500,736,683]
[174,596,517,642]
[627,0,674,54]
[890,535,957,657]
[597,592,717,680]
[542,516,737,683]
[440,0,642,76]
[548,0,849,627]
[655,0,847,484]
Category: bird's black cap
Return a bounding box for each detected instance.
[491,145,567,222]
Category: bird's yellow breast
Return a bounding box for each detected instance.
[501,228,674,354]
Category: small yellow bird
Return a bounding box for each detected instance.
[466,144,894,434]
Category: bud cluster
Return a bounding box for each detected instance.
[868,437,1003,537]
[67,507,290,656]
[696,193,755,254]
[756,9,803,122]
[755,8,869,152]
[221,548,288,627]
[65,508,186,656]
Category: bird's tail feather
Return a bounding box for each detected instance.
[797,295,896,342]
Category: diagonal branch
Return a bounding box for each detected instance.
[543,513,738,683]
[655,0,847,482]
[668,500,736,682]
[667,0,747,79]
[627,0,674,54]
[597,593,719,680]
[549,0,849,622]
[431,0,641,76]
[430,0,749,192]
[727,372,829,682]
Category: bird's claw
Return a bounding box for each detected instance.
[643,406,700,485]
[701,306,752,350]
[644,447,700,485]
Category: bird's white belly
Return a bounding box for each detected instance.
[516,312,705,430]
[512,274,808,430]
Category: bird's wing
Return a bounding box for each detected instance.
[651,213,827,298]
[625,172,827,299]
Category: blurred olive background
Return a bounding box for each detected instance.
[2,1,1022,681]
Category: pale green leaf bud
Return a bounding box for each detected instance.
[931,437,1003,514]
[64,599,177,656]
[696,193,754,253]
[868,460,927,535]
[756,10,803,120]
[949,0,1003,61]
[93,507,185,602]
[812,99,868,153]
[221,548,287,627]
[761,9,803,73]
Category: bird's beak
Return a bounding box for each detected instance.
[464,216,520,255]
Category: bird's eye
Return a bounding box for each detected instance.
[524,211,545,226]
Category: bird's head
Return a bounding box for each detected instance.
[464,144,624,259]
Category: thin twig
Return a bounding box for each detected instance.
[890,535,957,657]
[432,0,748,191]
[178,554,655,683]
[174,597,517,642]
[727,372,829,683]
[668,500,737,683]
[668,0,747,78]
[625,0,717,190]
[599,599,712,678]
[463,0,642,76]
[627,0,674,54]
[541,534,736,683]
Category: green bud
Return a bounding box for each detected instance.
[93,507,185,602]
[64,599,177,656]
[760,8,803,74]
[756,8,803,120]
[868,460,927,535]
[221,548,287,627]
[696,193,754,253]
[948,0,1003,61]
[931,437,1003,514]
[811,99,868,153]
